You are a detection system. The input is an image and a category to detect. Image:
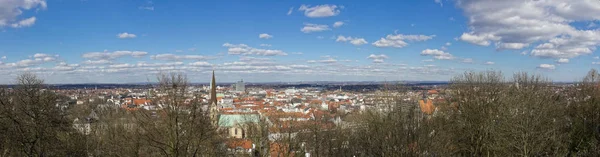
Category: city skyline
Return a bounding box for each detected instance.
[2,0,600,84]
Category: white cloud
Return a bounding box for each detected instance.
[188,48,197,51]
[298,4,341,18]
[109,63,134,68]
[422,59,434,62]
[292,52,303,55]
[367,54,388,60]
[462,58,474,63]
[420,49,454,60]
[445,42,451,46]
[139,1,154,11]
[287,7,293,15]
[556,58,569,64]
[84,60,111,65]
[537,64,556,70]
[336,35,368,46]
[189,61,211,67]
[117,32,137,39]
[594,56,600,59]
[307,56,337,64]
[259,33,273,39]
[151,54,213,61]
[521,51,528,56]
[434,0,443,7]
[367,54,388,63]
[33,53,51,58]
[260,44,272,47]
[484,61,495,65]
[456,0,600,59]
[373,34,435,48]
[223,43,288,56]
[1,56,6,59]
[239,56,273,62]
[333,21,344,28]
[10,17,36,28]
[301,23,330,33]
[11,54,57,67]
[139,6,154,11]
[0,0,46,28]
[82,51,148,60]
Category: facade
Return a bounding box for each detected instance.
[236,80,245,92]
[218,114,260,138]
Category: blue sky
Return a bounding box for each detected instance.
[1,0,600,84]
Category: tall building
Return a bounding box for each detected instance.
[209,71,219,126]
[235,79,245,92]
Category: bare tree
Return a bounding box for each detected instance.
[0,73,86,156]
[134,73,224,157]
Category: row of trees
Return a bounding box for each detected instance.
[1,70,600,156]
[264,70,600,156]
[0,73,224,157]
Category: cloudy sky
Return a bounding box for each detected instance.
[1,0,600,84]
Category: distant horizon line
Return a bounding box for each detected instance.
[0,80,579,86]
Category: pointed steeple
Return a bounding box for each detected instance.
[210,70,217,106]
[209,70,219,127]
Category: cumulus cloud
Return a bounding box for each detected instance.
[82,51,148,60]
[10,17,36,28]
[151,54,213,61]
[333,21,344,28]
[109,63,134,68]
[298,4,341,18]
[259,33,273,39]
[556,58,569,64]
[373,34,435,48]
[260,44,272,47]
[10,53,58,67]
[537,64,556,70]
[301,23,330,33]
[307,56,337,64]
[83,60,112,65]
[422,59,434,62]
[0,0,46,28]
[239,56,273,62]
[117,32,136,39]
[420,49,454,60]
[336,35,368,46]
[367,54,389,63]
[189,61,211,67]
[456,0,600,58]
[223,43,288,56]
[484,61,495,65]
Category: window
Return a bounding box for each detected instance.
[234,128,237,135]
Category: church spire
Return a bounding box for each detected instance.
[210,70,217,106]
[209,70,219,127]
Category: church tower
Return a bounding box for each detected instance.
[209,70,219,126]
